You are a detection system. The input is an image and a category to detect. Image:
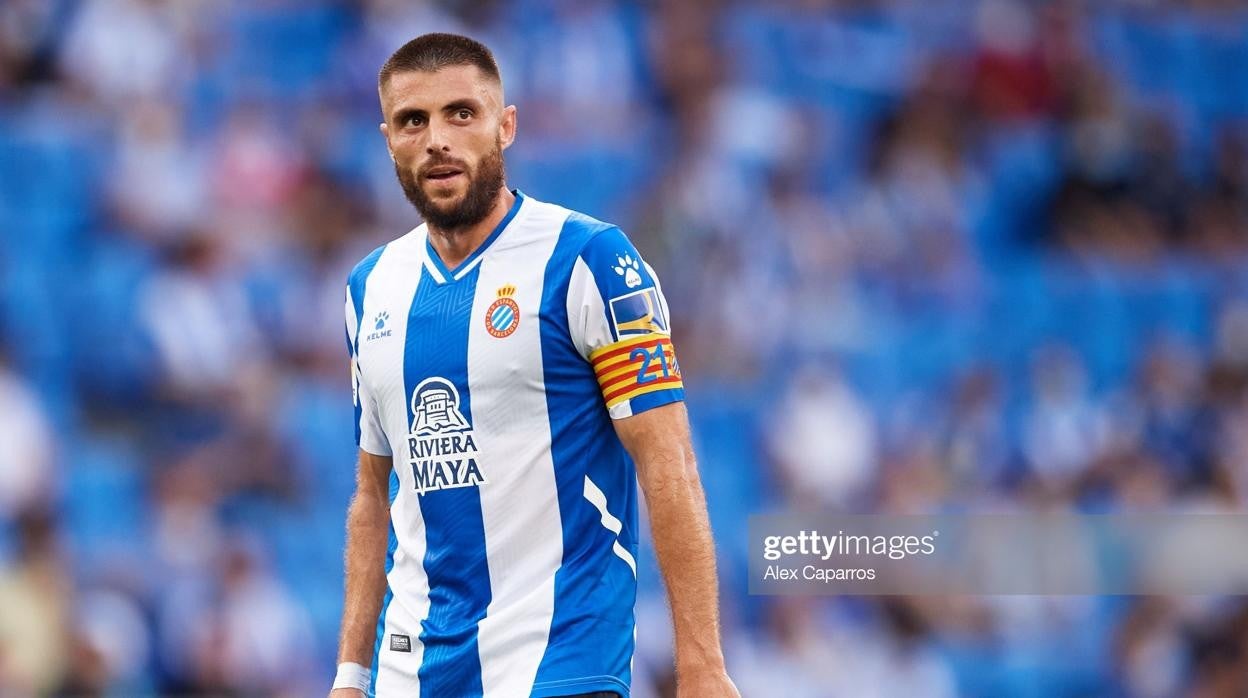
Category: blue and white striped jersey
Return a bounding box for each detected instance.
[343,191,684,697]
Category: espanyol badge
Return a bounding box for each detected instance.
[485,284,520,338]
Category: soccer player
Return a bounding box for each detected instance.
[329,33,738,698]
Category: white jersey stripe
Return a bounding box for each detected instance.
[359,234,431,693]
[584,475,637,577]
[372,574,421,696]
[471,203,566,697]
[345,286,360,346]
[421,252,446,284]
[453,254,486,280]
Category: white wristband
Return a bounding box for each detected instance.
[332,662,372,693]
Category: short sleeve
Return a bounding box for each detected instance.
[345,284,392,456]
[566,227,684,419]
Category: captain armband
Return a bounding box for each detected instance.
[589,334,683,409]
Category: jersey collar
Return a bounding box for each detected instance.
[424,189,525,283]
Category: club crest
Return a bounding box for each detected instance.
[485,284,520,338]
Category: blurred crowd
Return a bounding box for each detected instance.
[3,0,1248,695]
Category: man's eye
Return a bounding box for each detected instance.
[404,116,424,127]
[455,109,472,120]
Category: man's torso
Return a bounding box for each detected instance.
[347,193,645,697]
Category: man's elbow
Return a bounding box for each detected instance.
[348,487,390,524]
[638,450,704,500]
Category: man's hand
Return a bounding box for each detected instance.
[613,401,736,694]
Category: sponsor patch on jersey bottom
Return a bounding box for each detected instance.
[390,634,411,652]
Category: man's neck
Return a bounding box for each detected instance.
[427,187,515,270]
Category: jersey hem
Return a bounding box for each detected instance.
[608,387,684,420]
[359,439,393,458]
[531,674,629,697]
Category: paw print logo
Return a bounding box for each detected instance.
[374,311,389,330]
[613,254,643,289]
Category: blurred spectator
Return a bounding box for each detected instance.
[970,0,1058,122]
[1135,338,1215,489]
[137,232,264,401]
[0,510,69,695]
[110,100,208,240]
[941,366,1011,488]
[213,542,316,695]
[59,0,192,104]
[1115,598,1187,698]
[60,587,152,695]
[1022,344,1107,484]
[0,355,53,517]
[766,365,877,509]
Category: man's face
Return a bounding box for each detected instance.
[379,65,516,231]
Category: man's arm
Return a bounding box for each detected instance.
[614,401,739,698]
[330,448,394,697]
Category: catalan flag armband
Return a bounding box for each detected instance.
[589,333,683,409]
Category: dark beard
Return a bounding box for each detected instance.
[396,144,506,232]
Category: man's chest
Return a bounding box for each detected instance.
[355,258,554,426]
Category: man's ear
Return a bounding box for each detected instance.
[500,105,517,150]
[379,122,395,161]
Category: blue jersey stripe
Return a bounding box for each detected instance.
[348,244,388,352]
[369,469,400,696]
[403,264,491,696]
[346,244,389,694]
[533,212,637,695]
[574,227,656,341]
[348,244,387,447]
[625,386,684,415]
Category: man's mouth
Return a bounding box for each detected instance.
[424,166,464,181]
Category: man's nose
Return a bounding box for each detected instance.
[425,120,451,154]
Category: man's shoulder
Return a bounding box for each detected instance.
[346,226,424,291]
[524,195,623,252]
[346,243,388,294]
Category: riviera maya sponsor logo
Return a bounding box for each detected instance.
[484,284,520,338]
[407,377,484,494]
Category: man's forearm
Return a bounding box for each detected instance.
[616,403,737,695]
[643,445,726,673]
[337,487,391,666]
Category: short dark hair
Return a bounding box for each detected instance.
[378,33,501,90]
